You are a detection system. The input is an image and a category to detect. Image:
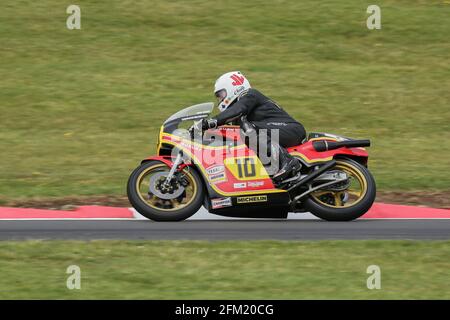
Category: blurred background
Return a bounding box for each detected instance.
[1,0,449,203]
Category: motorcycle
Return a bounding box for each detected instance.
[127,102,376,221]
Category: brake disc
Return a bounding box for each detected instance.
[148,172,185,200]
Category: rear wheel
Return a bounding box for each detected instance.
[304,158,376,221]
[127,161,204,221]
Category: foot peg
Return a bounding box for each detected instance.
[272,158,302,186]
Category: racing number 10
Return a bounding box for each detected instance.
[236,158,256,178]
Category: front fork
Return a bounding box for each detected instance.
[163,151,183,186]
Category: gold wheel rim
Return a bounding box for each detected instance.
[135,164,197,212]
[310,161,368,208]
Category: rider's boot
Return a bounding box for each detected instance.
[271,146,302,186]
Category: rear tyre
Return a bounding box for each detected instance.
[127,161,204,221]
[304,158,376,221]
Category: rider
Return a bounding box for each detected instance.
[200,71,306,184]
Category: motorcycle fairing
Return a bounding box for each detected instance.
[146,122,368,210]
[206,192,291,219]
[157,133,286,198]
[288,138,369,167]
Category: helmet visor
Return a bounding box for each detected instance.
[215,89,227,103]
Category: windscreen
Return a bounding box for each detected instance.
[164,103,214,125]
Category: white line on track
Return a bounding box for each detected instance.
[130,208,450,220]
[131,207,320,220]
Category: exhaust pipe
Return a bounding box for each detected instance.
[288,160,336,195]
[313,139,370,152]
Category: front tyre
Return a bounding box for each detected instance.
[304,158,376,221]
[127,161,204,221]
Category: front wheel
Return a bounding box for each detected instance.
[127,161,204,221]
[304,158,376,221]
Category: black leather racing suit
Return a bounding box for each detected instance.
[212,88,306,179]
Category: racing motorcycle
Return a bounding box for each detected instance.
[127,102,376,221]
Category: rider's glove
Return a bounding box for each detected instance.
[191,118,218,133]
[202,118,218,130]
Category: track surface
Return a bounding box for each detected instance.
[0,219,449,240]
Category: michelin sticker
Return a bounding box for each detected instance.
[211,197,232,209]
[237,195,268,204]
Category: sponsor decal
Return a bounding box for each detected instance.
[230,74,245,86]
[236,195,268,204]
[233,182,246,189]
[209,172,226,183]
[247,181,264,188]
[206,165,225,175]
[211,197,232,209]
[234,86,245,95]
[220,126,240,131]
[206,165,227,183]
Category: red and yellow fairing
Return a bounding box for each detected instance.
[288,137,368,165]
[148,126,368,197]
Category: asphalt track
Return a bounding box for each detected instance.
[0,219,449,240]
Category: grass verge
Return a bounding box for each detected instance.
[0,240,449,299]
[0,1,449,201]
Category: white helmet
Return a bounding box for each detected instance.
[214,71,251,112]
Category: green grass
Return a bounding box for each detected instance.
[0,240,448,299]
[1,0,449,201]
